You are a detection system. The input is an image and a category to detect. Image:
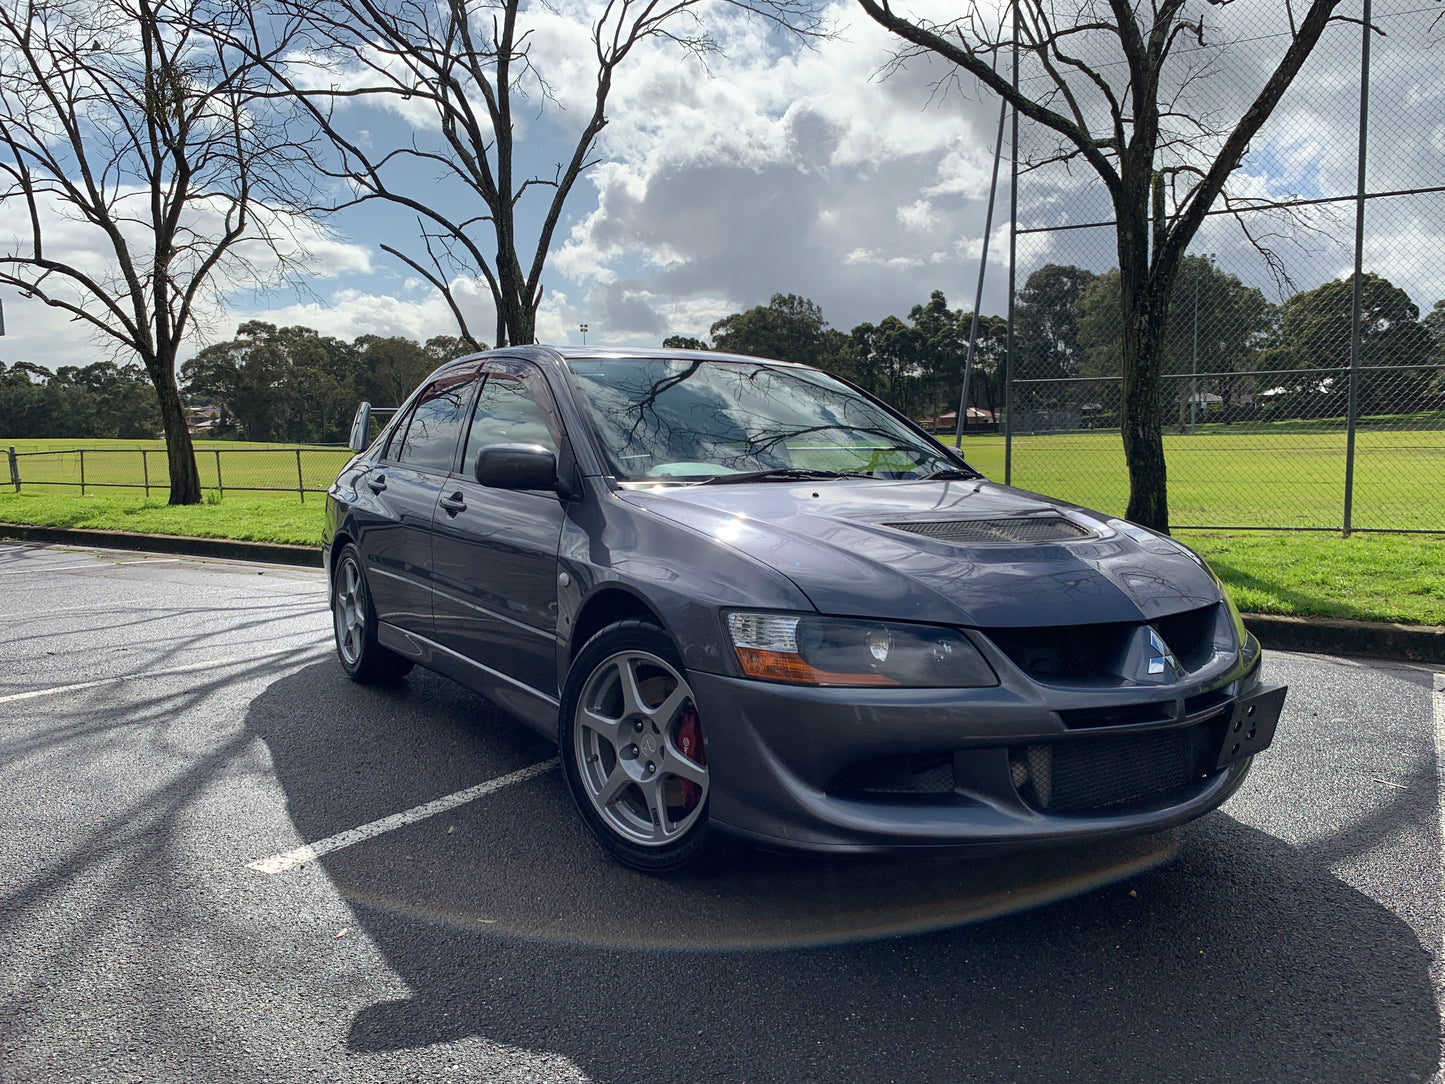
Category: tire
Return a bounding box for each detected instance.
[331,543,413,684]
[559,620,715,873]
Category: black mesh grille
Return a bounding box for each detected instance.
[1154,604,1219,671]
[828,753,956,799]
[984,622,1133,682]
[882,516,1093,544]
[1010,720,1221,813]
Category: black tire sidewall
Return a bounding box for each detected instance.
[331,542,411,683]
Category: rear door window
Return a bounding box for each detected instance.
[388,367,480,473]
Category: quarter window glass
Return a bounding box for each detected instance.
[394,371,477,473]
[461,375,560,479]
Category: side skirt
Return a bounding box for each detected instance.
[377,621,560,738]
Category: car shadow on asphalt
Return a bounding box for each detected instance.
[246,663,1440,1084]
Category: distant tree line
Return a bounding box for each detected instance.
[682,268,1445,431]
[666,290,1007,429]
[0,324,477,444]
[0,360,162,440]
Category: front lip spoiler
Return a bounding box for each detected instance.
[687,667,1267,855]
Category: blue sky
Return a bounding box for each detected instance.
[3,0,1440,373]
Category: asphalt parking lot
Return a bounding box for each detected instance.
[1,541,1442,1083]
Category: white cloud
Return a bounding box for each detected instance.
[897,199,938,231]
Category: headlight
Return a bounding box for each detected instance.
[725,612,998,688]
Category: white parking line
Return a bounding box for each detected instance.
[0,645,330,705]
[0,557,184,575]
[246,759,559,875]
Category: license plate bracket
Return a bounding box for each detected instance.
[1215,682,1287,770]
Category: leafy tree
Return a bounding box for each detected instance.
[710,294,857,379]
[0,360,159,438]
[662,336,709,351]
[1270,274,1434,414]
[423,337,480,367]
[1077,257,1277,423]
[848,291,1003,426]
[0,362,45,437]
[851,315,923,413]
[0,0,323,502]
[1421,300,1445,373]
[1012,265,1097,416]
[855,0,1352,531]
[183,322,361,443]
[352,336,439,409]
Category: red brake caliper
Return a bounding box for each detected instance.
[674,701,706,810]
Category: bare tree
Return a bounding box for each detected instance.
[0,0,323,503]
[854,0,1349,532]
[266,0,823,349]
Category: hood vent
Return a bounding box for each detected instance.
[882,515,1093,545]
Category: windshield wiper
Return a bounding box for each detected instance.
[918,467,982,481]
[696,468,872,486]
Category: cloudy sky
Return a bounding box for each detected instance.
[3,0,1440,372]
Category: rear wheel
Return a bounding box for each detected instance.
[331,543,413,684]
[560,621,713,872]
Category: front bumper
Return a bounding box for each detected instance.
[690,666,1282,854]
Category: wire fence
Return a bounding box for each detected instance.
[5,445,355,501]
[996,0,1445,534]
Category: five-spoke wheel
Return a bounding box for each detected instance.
[560,621,714,871]
[331,543,413,684]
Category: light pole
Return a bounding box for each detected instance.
[579,323,588,345]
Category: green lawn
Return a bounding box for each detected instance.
[4,438,354,497]
[4,433,1444,626]
[955,427,1445,532]
[0,489,325,544]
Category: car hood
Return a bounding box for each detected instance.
[617,479,1222,628]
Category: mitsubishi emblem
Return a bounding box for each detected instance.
[1147,627,1178,676]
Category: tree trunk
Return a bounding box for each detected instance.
[146,350,202,505]
[1119,282,1170,533]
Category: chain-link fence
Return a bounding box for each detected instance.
[5,445,354,501]
[996,0,1444,534]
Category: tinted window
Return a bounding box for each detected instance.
[460,374,560,479]
[565,358,966,482]
[392,370,477,473]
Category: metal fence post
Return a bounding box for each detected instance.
[214,449,224,498]
[1342,0,1371,538]
[79,449,86,495]
[7,446,18,493]
[295,448,305,503]
[1004,4,1019,486]
[142,449,150,498]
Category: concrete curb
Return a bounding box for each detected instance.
[1241,613,1445,666]
[4,522,1442,665]
[0,522,322,568]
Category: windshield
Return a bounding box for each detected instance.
[566,357,976,484]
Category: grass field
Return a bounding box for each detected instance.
[4,437,354,497]
[3,433,1444,625]
[955,427,1445,532]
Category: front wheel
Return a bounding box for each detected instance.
[559,621,714,872]
[331,543,413,684]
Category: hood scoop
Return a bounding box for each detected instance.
[881,515,1094,545]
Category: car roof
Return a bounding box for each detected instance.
[437,344,809,373]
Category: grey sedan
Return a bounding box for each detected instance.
[324,346,1284,872]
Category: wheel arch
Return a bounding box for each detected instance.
[567,585,667,664]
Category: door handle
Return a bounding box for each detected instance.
[439,491,467,515]
[367,474,388,493]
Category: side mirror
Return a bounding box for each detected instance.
[475,443,558,491]
[347,402,373,452]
